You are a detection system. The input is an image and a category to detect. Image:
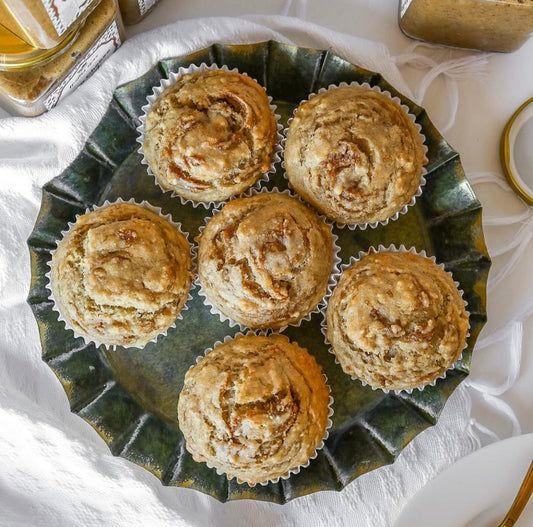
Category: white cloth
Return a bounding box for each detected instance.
[0,15,524,527]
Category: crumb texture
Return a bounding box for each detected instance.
[197,193,333,329]
[284,85,426,225]
[143,70,278,202]
[51,203,192,347]
[177,334,330,485]
[326,251,469,390]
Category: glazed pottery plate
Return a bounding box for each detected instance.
[27,41,490,504]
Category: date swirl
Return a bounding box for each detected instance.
[143,70,277,203]
[285,85,426,225]
[197,193,333,329]
[51,203,192,347]
[177,334,330,485]
[326,251,469,390]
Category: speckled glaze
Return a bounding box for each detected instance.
[27,41,490,504]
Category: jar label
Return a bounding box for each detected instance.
[40,0,95,36]
[399,0,413,17]
[137,0,158,15]
[44,20,121,110]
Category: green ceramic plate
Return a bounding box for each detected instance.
[27,41,490,504]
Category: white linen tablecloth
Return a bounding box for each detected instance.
[0,14,528,527]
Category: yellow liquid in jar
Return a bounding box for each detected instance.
[0,0,102,50]
[0,23,33,52]
[0,23,78,70]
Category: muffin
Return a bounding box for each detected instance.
[177,334,331,485]
[284,84,427,226]
[326,250,469,391]
[197,192,335,329]
[142,68,278,203]
[50,202,192,348]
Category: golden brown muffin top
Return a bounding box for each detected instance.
[326,251,469,390]
[197,192,334,329]
[50,203,192,348]
[142,70,278,203]
[177,334,330,485]
[284,85,426,225]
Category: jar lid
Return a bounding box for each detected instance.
[501,97,533,205]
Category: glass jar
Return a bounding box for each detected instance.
[0,22,80,70]
[399,0,533,53]
[118,0,160,25]
[0,0,101,50]
[0,0,124,116]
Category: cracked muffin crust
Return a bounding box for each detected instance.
[50,203,192,348]
[197,192,334,329]
[177,334,330,485]
[326,251,469,390]
[142,69,278,203]
[284,84,426,225]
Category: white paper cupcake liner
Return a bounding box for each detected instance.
[136,63,284,209]
[320,244,471,394]
[186,331,334,487]
[45,197,196,350]
[194,187,342,332]
[282,81,429,230]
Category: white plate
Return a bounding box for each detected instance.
[394,434,533,527]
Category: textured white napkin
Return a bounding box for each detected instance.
[0,15,515,527]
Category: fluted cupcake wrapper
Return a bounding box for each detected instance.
[320,244,471,395]
[45,197,196,350]
[195,186,342,333]
[136,63,284,209]
[282,81,428,230]
[185,331,334,487]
